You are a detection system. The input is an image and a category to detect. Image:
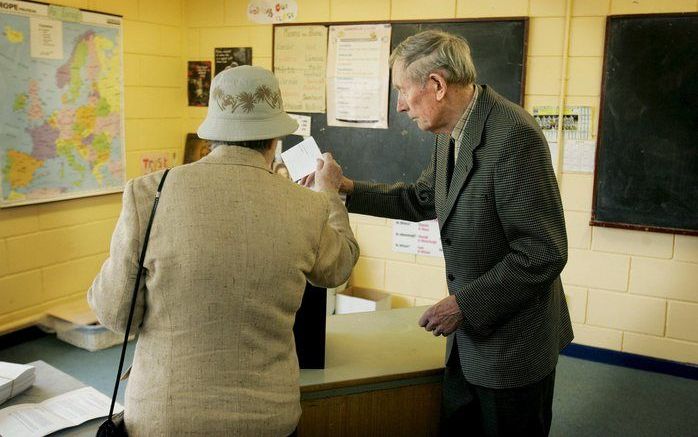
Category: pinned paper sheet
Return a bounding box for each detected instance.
[288,113,311,137]
[280,137,322,182]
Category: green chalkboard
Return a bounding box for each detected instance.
[275,19,527,184]
[592,13,698,235]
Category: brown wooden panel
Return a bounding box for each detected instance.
[298,383,442,436]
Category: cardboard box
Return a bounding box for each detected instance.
[335,287,391,314]
[40,299,133,352]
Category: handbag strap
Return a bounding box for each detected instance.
[107,168,170,419]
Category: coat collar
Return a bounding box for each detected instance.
[436,85,497,226]
[197,145,272,173]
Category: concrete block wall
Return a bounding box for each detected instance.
[184,0,698,364]
[0,0,184,333]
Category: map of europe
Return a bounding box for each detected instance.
[0,9,123,206]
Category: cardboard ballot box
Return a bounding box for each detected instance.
[335,287,392,315]
[39,300,132,352]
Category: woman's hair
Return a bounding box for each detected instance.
[389,30,477,86]
[214,139,271,151]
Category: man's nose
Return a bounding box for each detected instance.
[396,95,407,112]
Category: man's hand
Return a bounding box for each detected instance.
[300,156,355,194]
[311,153,343,193]
[418,295,463,336]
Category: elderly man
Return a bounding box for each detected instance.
[330,30,572,436]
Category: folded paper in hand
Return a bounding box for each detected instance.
[280,136,322,182]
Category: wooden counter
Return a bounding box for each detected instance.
[298,306,446,436]
[5,307,446,436]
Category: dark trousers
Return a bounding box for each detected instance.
[440,345,556,437]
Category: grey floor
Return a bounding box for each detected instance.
[1,334,697,437]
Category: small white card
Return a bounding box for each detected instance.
[280,137,322,182]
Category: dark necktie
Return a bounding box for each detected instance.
[446,137,455,194]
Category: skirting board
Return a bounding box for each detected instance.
[562,343,698,380]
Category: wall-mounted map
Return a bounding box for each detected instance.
[0,1,124,207]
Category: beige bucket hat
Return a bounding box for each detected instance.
[197,65,298,142]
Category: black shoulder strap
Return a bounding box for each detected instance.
[107,168,170,419]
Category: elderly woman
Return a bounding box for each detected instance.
[89,66,359,436]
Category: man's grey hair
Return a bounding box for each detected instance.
[389,30,477,86]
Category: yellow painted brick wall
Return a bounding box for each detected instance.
[0,0,184,333]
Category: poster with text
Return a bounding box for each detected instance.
[214,47,252,76]
[327,24,391,129]
[273,25,327,113]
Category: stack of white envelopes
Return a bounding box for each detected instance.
[0,361,35,405]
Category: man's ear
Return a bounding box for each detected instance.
[429,72,448,101]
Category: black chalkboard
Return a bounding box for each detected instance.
[592,14,698,235]
[275,19,527,184]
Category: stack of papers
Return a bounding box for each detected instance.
[0,362,35,405]
[0,386,122,437]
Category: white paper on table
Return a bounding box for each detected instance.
[280,136,322,181]
[0,386,122,437]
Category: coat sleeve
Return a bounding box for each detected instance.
[87,179,147,334]
[346,144,437,222]
[307,192,360,288]
[455,122,568,336]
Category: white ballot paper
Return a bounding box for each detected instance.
[280,136,322,182]
[0,386,123,437]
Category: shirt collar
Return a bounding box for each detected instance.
[451,84,479,144]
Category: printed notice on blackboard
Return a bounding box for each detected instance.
[214,47,252,76]
[327,24,391,129]
[392,220,443,257]
[274,25,327,113]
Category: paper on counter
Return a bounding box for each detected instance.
[280,136,322,182]
[0,386,122,437]
[0,362,35,405]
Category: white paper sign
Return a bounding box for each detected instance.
[30,18,62,59]
[392,219,443,257]
[548,139,596,174]
[280,136,322,182]
[393,220,418,254]
[247,0,297,24]
[326,24,391,129]
[416,220,443,256]
[288,113,311,137]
